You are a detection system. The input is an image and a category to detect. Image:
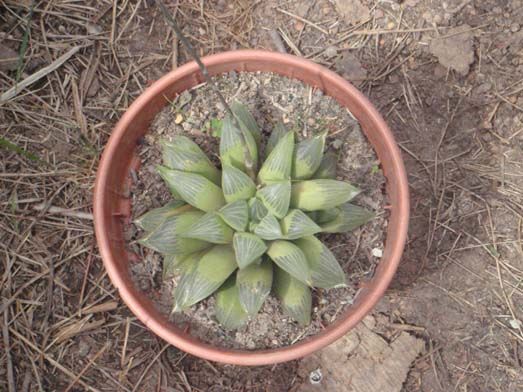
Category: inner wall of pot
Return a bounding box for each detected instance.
[106,59,402,347]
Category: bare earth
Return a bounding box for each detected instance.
[1,0,522,391]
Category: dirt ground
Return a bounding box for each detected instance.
[1,0,522,391]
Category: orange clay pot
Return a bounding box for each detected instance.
[93,50,409,366]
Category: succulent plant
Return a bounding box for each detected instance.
[135,102,375,329]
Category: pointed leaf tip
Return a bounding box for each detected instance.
[215,276,248,330]
[134,200,188,232]
[290,179,360,211]
[274,266,312,325]
[294,236,346,289]
[173,245,237,311]
[157,167,226,212]
[258,131,294,184]
[222,164,256,203]
[267,240,310,285]
[218,200,249,232]
[320,203,375,233]
[281,209,321,239]
[257,181,291,219]
[182,212,233,244]
[233,232,267,269]
[254,213,283,240]
[292,132,327,180]
[161,137,221,185]
[237,258,273,315]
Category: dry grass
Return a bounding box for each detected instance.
[1,0,522,391]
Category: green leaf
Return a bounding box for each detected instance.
[218,200,249,232]
[173,245,237,311]
[258,131,294,184]
[161,137,221,185]
[248,197,268,222]
[138,211,210,255]
[182,212,233,244]
[292,132,327,180]
[215,276,248,330]
[222,164,256,203]
[231,101,262,143]
[294,236,347,288]
[314,208,340,225]
[265,122,287,158]
[281,209,321,240]
[290,179,360,211]
[157,166,226,212]
[257,181,291,219]
[320,203,375,233]
[266,240,310,285]
[233,232,267,269]
[163,252,201,279]
[219,114,258,173]
[253,214,283,240]
[134,200,189,232]
[313,151,338,179]
[237,258,273,315]
[274,266,311,325]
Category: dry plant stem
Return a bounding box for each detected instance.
[2,303,16,392]
[0,45,82,103]
[155,0,256,178]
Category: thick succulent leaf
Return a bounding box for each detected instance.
[257,181,291,219]
[290,179,360,211]
[219,114,258,173]
[134,200,188,232]
[265,122,287,158]
[237,258,273,315]
[233,232,267,269]
[218,200,249,232]
[182,212,233,244]
[231,101,262,144]
[281,209,321,240]
[161,138,221,185]
[292,132,327,180]
[273,266,312,325]
[253,213,283,240]
[314,208,340,225]
[294,236,347,288]
[173,245,237,311]
[138,211,210,254]
[257,131,294,184]
[222,164,256,203]
[313,151,338,179]
[157,166,226,212]
[266,240,311,285]
[215,276,248,330]
[320,203,375,233]
[163,252,201,279]
[248,197,268,222]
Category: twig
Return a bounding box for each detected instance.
[0,45,82,103]
[276,8,329,35]
[64,342,110,392]
[131,344,170,392]
[2,302,16,392]
[33,203,93,220]
[9,328,103,392]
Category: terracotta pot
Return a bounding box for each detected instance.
[93,50,409,366]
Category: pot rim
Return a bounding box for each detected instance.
[94,49,409,366]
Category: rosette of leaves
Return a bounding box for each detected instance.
[136,102,374,329]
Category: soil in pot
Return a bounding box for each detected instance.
[126,71,388,350]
